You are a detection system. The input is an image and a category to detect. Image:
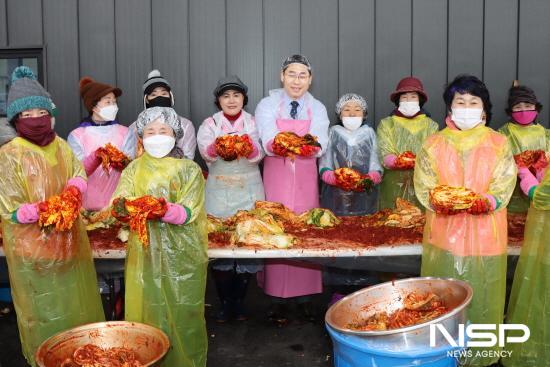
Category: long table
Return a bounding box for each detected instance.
[94,244,522,259]
[0,242,522,318]
[1,243,520,278]
[0,243,522,320]
[0,243,522,259]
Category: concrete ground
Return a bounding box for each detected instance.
[205,280,335,367]
[0,273,347,367]
[0,258,518,367]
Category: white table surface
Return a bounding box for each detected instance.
[0,243,522,259]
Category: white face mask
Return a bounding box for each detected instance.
[143,135,176,158]
[341,116,363,131]
[398,101,420,117]
[98,104,119,121]
[451,108,484,130]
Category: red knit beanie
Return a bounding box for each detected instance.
[79,77,122,113]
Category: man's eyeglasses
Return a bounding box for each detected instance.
[285,72,310,82]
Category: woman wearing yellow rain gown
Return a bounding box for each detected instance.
[498,84,549,213]
[112,107,208,367]
[503,151,550,366]
[377,76,439,209]
[414,75,516,367]
[0,66,104,366]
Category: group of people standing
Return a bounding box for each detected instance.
[1,67,208,366]
[0,52,549,367]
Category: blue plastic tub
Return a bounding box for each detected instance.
[0,287,12,302]
[327,325,464,367]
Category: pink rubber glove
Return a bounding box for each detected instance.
[383,154,398,169]
[518,167,536,181]
[266,139,275,154]
[368,171,382,185]
[518,168,539,196]
[66,177,87,195]
[16,203,39,224]
[206,142,218,158]
[161,203,188,225]
[482,193,497,212]
[247,142,260,159]
[83,151,101,176]
[321,170,337,186]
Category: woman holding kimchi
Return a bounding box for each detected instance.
[377,76,438,209]
[414,75,516,367]
[197,75,265,323]
[0,67,104,366]
[498,84,549,213]
[504,156,550,366]
[112,107,208,366]
[255,54,329,322]
[320,93,383,215]
[68,77,133,211]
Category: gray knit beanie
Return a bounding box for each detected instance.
[7,66,53,122]
[143,69,171,95]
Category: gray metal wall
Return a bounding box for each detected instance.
[1,0,549,140]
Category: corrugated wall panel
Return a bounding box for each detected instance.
[0,0,7,46]
[189,0,225,125]
[374,0,412,125]
[43,0,80,137]
[263,0,300,95]
[448,0,484,79]
[6,0,41,46]
[227,0,263,112]
[412,0,447,125]
[484,0,518,129]
[338,0,375,124]
[151,0,191,118]
[78,0,117,116]
[518,0,550,127]
[115,0,152,125]
[3,1,550,138]
[301,0,338,123]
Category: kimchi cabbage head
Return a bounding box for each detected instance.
[207,214,227,233]
[231,214,296,249]
[299,208,341,228]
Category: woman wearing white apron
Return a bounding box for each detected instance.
[197,76,265,322]
[255,55,330,322]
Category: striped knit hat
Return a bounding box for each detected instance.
[143,69,171,95]
[7,66,53,122]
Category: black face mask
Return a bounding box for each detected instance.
[146,96,172,108]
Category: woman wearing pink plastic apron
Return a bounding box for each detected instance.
[255,54,330,322]
[67,77,133,211]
